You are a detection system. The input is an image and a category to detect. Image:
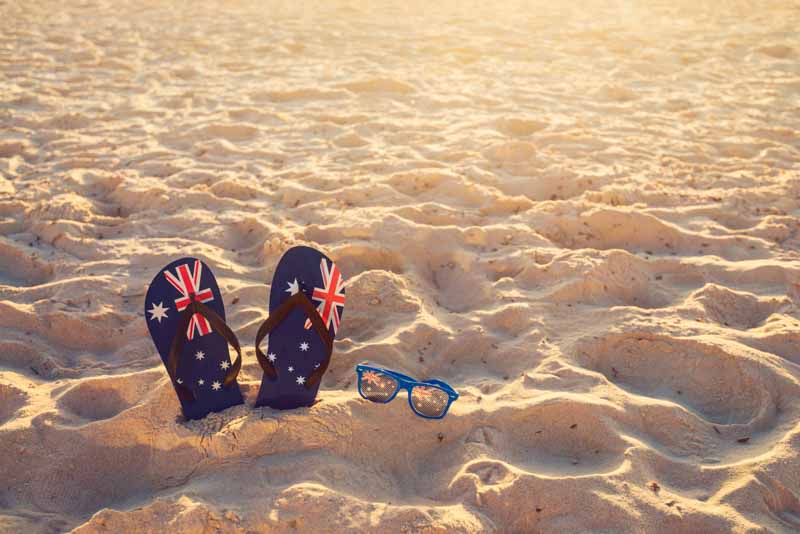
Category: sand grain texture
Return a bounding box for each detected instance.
[2,0,800,532]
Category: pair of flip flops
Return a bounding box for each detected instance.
[144,246,346,420]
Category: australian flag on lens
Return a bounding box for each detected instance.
[145,257,243,420]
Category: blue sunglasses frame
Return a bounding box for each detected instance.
[355,364,459,419]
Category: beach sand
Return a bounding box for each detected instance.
[2,0,800,532]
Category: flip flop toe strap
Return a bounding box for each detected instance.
[167,298,243,402]
[255,291,334,389]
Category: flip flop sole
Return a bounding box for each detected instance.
[145,257,243,420]
[255,246,345,409]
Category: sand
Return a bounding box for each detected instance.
[1,0,800,532]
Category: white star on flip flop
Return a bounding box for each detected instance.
[220,360,230,370]
[198,379,205,386]
[286,278,300,295]
[195,351,205,361]
[299,342,309,352]
[296,376,306,385]
[211,381,221,391]
[176,378,183,384]
[314,363,320,369]
[267,352,277,362]
[148,302,169,323]
[288,366,294,373]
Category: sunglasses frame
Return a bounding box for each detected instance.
[355,364,459,419]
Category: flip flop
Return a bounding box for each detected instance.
[145,257,244,420]
[254,246,346,410]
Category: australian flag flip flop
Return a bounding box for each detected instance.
[254,246,346,410]
[145,258,244,420]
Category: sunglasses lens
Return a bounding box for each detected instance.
[359,370,398,402]
[410,385,450,418]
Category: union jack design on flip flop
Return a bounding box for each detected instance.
[304,258,346,334]
[163,260,215,340]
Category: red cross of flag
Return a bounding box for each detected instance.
[164,260,215,340]
[304,258,345,334]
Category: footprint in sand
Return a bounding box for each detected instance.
[44,112,92,130]
[464,459,517,486]
[0,239,54,287]
[57,372,159,422]
[337,78,416,95]
[495,117,548,137]
[757,44,794,59]
[483,141,537,164]
[0,383,28,425]
[198,123,260,142]
[577,333,785,429]
[688,283,785,329]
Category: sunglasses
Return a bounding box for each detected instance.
[355,364,459,419]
